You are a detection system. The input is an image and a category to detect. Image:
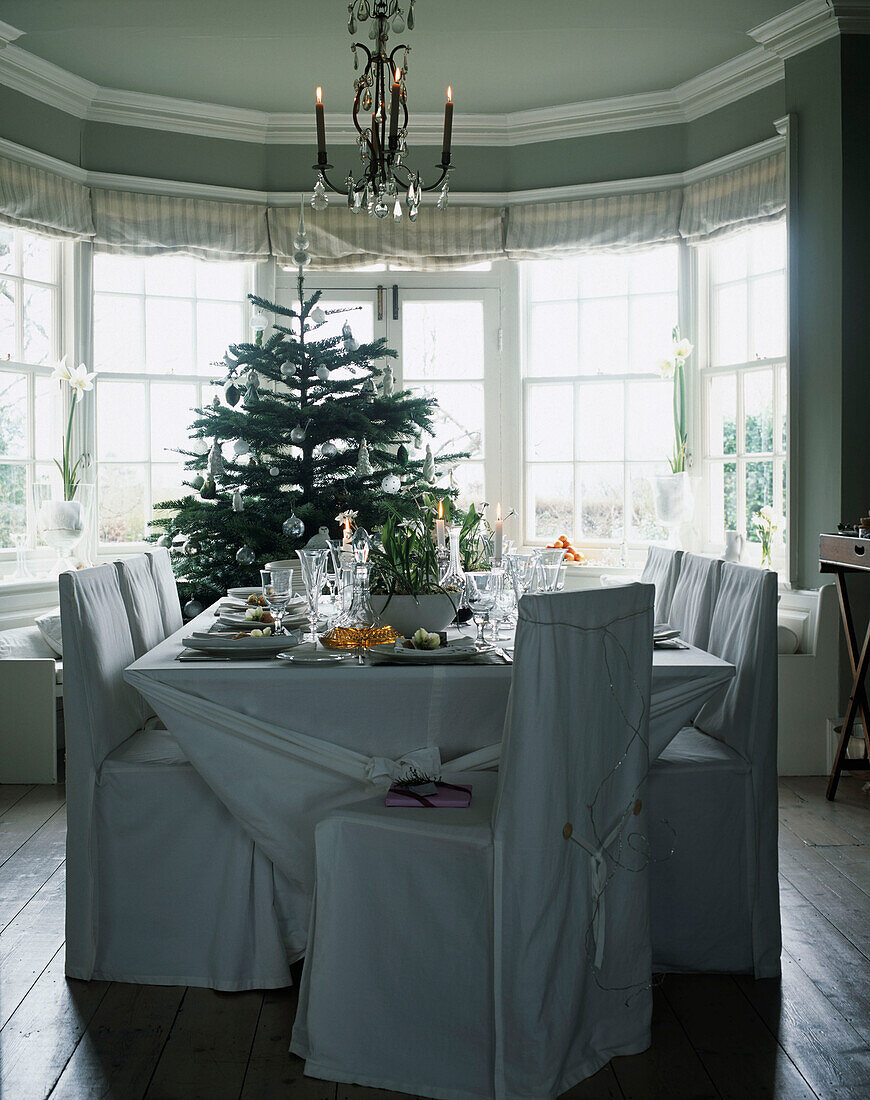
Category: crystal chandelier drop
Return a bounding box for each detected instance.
[312,0,453,221]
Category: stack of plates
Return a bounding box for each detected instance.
[366,639,487,665]
[181,633,299,659]
[218,590,307,630]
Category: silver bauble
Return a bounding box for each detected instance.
[236,545,256,565]
[157,534,173,548]
[316,364,330,381]
[310,306,326,324]
[191,474,205,490]
[183,600,203,619]
[269,466,280,477]
[320,442,338,458]
[282,512,305,539]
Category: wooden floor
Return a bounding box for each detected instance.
[1,778,869,1099]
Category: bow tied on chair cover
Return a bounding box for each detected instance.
[363,746,443,786]
[564,816,626,970]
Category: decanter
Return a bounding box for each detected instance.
[440,523,466,601]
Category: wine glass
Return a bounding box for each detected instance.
[464,571,503,646]
[260,568,292,634]
[296,549,330,644]
[535,547,567,592]
[505,552,536,602]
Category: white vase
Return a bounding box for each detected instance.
[32,483,93,573]
[651,472,693,528]
[370,593,457,637]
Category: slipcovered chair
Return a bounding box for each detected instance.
[640,545,683,623]
[667,552,722,650]
[60,564,290,989]
[115,554,165,657]
[292,585,655,1098]
[648,562,780,977]
[147,546,183,635]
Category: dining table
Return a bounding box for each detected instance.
[124,599,735,960]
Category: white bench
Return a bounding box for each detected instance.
[0,625,62,783]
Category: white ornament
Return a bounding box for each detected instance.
[310,306,326,324]
[232,491,244,513]
[207,440,224,477]
[320,442,338,459]
[233,439,250,456]
[281,361,297,380]
[269,466,280,477]
[382,364,394,397]
[422,443,435,482]
[342,321,359,353]
[381,473,401,493]
[356,438,374,477]
[305,526,331,549]
[316,364,330,381]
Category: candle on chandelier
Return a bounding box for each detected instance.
[342,517,353,551]
[436,499,446,549]
[315,87,327,158]
[389,67,401,148]
[494,502,503,563]
[441,86,453,165]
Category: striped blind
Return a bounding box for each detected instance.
[0,155,94,240]
[679,152,786,244]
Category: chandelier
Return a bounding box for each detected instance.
[311,0,453,220]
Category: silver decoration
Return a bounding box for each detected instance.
[382,363,394,396]
[235,545,256,565]
[291,418,313,444]
[342,321,359,352]
[232,490,244,513]
[191,474,205,491]
[183,599,203,619]
[311,175,329,211]
[316,364,330,381]
[381,473,401,493]
[310,306,326,324]
[269,466,280,477]
[157,534,173,548]
[421,443,435,482]
[355,438,374,477]
[207,441,224,477]
[320,441,338,458]
[233,439,250,456]
[282,511,305,539]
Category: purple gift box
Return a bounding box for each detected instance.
[385,781,472,808]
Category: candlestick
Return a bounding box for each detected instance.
[436,499,446,549]
[315,87,327,159]
[388,68,401,148]
[342,518,353,552]
[493,502,503,564]
[441,86,453,165]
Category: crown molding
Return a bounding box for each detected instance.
[831,1,870,32]
[0,20,24,48]
[0,41,95,116]
[749,0,838,58]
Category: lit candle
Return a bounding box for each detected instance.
[389,67,401,148]
[436,499,446,549]
[494,502,503,563]
[441,86,453,165]
[342,518,352,551]
[315,86,327,159]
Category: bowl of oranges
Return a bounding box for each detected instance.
[545,535,586,564]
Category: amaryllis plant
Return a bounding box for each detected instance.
[51,356,96,499]
[657,327,694,473]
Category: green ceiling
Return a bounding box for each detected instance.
[1,0,793,114]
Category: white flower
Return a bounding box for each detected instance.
[335,509,359,524]
[673,338,694,361]
[752,506,779,532]
[657,358,675,380]
[53,357,96,402]
[51,356,72,384]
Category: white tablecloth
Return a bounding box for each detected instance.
[124,603,734,959]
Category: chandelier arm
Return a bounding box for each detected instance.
[418,164,451,192]
[318,167,351,196]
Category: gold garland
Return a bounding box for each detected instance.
[320,624,400,650]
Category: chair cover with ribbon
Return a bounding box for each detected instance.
[648,562,780,977]
[115,554,166,657]
[641,546,683,623]
[667,552,722,650]
[146,547,183,635]
[60,565,290,989]
[291,585,655,1099]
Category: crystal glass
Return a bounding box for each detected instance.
[296,549,330,643]
[439,523,466,603]
[555,565,567,592]
[260,568,292,633]
[32,482,94,574]
[535,547,567,593]
[505,552,536,602]
[492,572,516,640]
[10,532,33,581]
[465,570,503,645]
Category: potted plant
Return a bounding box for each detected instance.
[652,328,695,532]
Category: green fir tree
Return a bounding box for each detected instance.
[151,275,464,603]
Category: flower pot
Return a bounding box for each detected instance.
[370,593,457,638]
[32,482,93,573]
[651,472,693,528]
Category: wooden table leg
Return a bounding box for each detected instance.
[828,572,870,800]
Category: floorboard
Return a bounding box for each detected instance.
[1,776,869,1099]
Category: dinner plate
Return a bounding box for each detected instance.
[276,649,354,666]
[182,633,294,655]
[227,586,263,599]
[219,608,308,627]
[366,640,486,664]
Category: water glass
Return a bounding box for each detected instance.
[465,570,503,645]
[296,549,330,643]
[505,552,536,601]
[260,568,292,633]
[535,547,566,593]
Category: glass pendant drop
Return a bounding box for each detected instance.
[311,176,329,211]
[392,197,402,220]
[436,181,449,211]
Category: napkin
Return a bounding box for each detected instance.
[385,782,472,808]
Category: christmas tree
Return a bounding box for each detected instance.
[151,252,463,604]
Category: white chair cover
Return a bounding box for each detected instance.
[292,585,655,1098]
[60,565,290,989]
[667,552,722,650]
[641,545,682,623]
[147,547,183,635]
[115,554,166,657]
[648,562,780,977]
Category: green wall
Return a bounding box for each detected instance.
[0,86,82,165]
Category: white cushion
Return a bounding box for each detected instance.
[35,608,63,656]
[653,726,747,772]
[0,625,58,661]
[777,624,799,654]
[104,726,189,768]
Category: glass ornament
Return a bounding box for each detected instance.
[437,183,449,211]
[310,306,326,323]
[374,199,389,218]
[183,599,204,619]
[191,474,205,490]
[236,545,256,565]
[317,364,330,381]
[233,439,250,455]
[200,477,217,500]
[269,466,280,477]
[250,310,268,334]
[157,534,173,548]
[282,511,305,539]
[320,441,338,458]
[408,203,419,221]
[392,198,402,220]
[225,383,241,407]
[232,491,244,513]
[311,177,329,211]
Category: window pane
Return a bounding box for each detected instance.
[99,464,146,542]
[151,463,189,520]
[22,284,53,364]
[750,273,786,360]
[626,380,672,461]
[746,461,774,540]
[711,235,747,284]
[579,298,628,375]
[527,260,579,302]
[779,365,788,451]
[527,384,573,461]
[452,462,485,510]
[0,372,27,457]
[402,301,484,380]
[629,248,678,294]
[145,255,195,297]
[0,280,15,359]
[628,293,677,373]
[749,222,786,275]
[0,229,13,275]
[579,463,623,540]
[21,233,54,283]
[713,283,748,365]
[98,381,147,460]
[578,254,628,298]
[146,299,194,374]
[151,383,199,461]
[630,464,669,542]
[94,294,144,373]
[708,374,737,457]
[528,302,577,377]
[412,381,484,459]
[576,382,623,461]
[744,370,774,453]
[34,374,62,462]
[196,262,248,301]
[528,464,573,541]
[197,301,244,374]
[708,461,737,546]
[94,254,145,294]
[0,463,26,548]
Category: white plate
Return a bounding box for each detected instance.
[182,633,293,654]
[276,649,353,666]
[366,640,485,664]
[226,586,263,599]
